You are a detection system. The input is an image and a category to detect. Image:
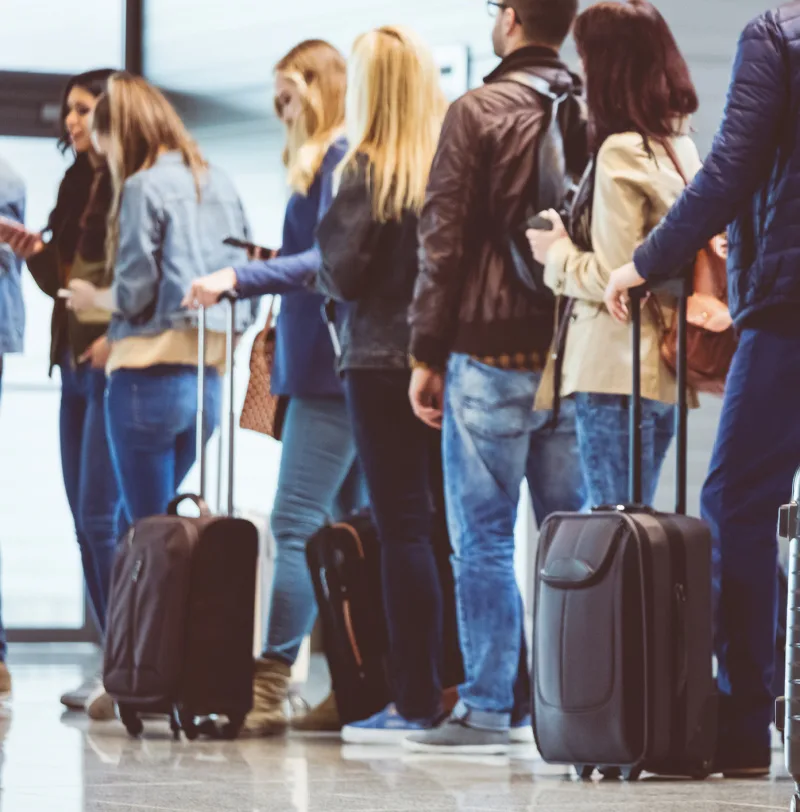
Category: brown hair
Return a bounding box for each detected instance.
[511,0,578,47]
[92,72,207,265]
[274,40,346,194]
[574,0,699,151]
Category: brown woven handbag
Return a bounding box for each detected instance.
[239,298,287,440]
[657,141,738,396]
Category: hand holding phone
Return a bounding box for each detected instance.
[0,217,44,259]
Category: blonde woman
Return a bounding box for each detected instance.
[184,41,365,736]
[315,26,457,743]
[67,73,254,522]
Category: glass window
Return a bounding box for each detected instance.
[0,136,84,629]
[0,0,124,73]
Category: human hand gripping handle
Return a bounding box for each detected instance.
[604,261,648,323]
[0,217,44,259]
[526,209,567,266]
[182,267,239,310]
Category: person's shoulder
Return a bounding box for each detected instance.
[597,132,651,166]
[324,136,348,168]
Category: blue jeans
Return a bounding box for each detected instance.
[443,355,587,731]
[701,328,800,760]
[573,392,675,507]
[264,396,366,666]
[345,369,451,721]
[105,365,221,523]
[60,357,124,636]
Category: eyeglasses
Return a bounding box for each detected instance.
[487,0,509,17]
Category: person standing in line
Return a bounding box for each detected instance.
[68,74,255,525]
[316,25,470,744]
[0,70,122,719]
[185,40,366,737]
[405,0,587,756]
[527,0,703,507]
[604,0,800,778]
[0,155,26,700]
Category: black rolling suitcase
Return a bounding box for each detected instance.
[532,282,717,780]
[104,295,259,740]
[306,514,391,726]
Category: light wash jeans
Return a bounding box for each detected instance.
[573,392,675,508]
[443,354,586,731]
[263,396,366,666]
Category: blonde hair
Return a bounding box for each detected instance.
[94,72,207,265]
[275,40,347,195]
[342,26,447,222]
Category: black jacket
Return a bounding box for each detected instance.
[317,154,419,372]
[634,2,800,333]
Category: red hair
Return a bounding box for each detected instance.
[574,0,698,151]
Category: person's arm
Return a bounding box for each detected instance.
[0,190,23,281]
[409,99,483,369]
[316,162,381,302]
[545,138,652,302]
[111,180,163,323]
[634,13,786,282]
[234,148,339,299]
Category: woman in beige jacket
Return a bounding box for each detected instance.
[528,0,701,507]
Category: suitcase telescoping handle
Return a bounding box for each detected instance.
[629,277,690,514]
[196,290,238,517]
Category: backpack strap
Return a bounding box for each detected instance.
[503,70,571,104]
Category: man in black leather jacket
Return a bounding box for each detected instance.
[605,2,800,777]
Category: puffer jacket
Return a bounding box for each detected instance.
[409,46,586,368]
[634,2,800,332]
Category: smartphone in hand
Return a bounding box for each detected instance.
[526,214,555,232]
[223,236,275,260]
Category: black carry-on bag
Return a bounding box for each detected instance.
[104,294,259,740]
[306,514,392,726]
[776,470,800,811]
[532,280,717,780]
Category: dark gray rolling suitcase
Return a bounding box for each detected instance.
[532,282,717,780]
[104,294,258,740]
[777,471,800,810]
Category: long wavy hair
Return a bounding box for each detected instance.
[275,40,347,195]
[341,26,447,222]
[92,72,207,267]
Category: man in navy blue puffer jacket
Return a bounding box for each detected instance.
[606,2,800,778]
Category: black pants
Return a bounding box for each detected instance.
[344,368,463,720]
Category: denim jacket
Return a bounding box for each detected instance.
[0,157,25,354]
[108,152,255,343]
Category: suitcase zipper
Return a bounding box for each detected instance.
[330,523,366,673]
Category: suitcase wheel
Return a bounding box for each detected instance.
[622,766,643,782]
[119,704,143,739]
[599,767,621,780]
[180,710,199,741]
[575,765,595,780]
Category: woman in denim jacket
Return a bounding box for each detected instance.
[185,40,365,736]
[0,69,123,718]
[69,73,254,522]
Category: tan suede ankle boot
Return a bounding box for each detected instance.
[243,658,291,737]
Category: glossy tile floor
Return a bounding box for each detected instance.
[1,645,796,811]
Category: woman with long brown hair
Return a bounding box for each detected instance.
[528,0,702,507]
[68,73,254,522]
[184,41,365,737]
[0,69,123,718]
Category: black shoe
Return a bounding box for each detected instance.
[713,748,771,779]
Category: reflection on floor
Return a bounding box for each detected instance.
[0,645,794,811]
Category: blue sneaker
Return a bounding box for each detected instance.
[510,716,534,745]
[341,704,434,745]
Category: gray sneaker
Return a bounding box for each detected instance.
[61,674,102,711]
[403,716,510,755]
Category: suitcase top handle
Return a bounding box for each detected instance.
[167,494,212,517]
